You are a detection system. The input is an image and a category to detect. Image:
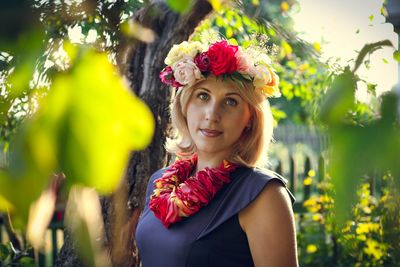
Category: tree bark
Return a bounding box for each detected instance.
[56,1,213,266]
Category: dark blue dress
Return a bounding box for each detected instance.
[136,166,295,267]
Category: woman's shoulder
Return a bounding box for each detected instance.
[237,166,295,205]
[242,166,289,186]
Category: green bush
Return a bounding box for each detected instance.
[297,172,399,266]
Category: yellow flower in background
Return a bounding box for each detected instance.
[281,1,289,13]
[303,198,317,207]
[308,169,316,177]
[319,195,329,203]
[356,223,369,234]
[312,213,323,222]
[357,234,367,241]
[364,239,386,260]
[362,206,372,214]
[299,63,309,72]
[303,177,312,185]
[281,41,292,56]
[379,194,388,203]
[356,222,380,234]
[342,221,353,233]
[306,244,318,254]
[313,42,321,53]
[310,204,321,213]
[303,197,321,212]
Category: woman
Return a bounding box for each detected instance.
[136,40,298,267]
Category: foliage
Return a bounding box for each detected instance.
[0,242,37,267]
[297,171,399,266]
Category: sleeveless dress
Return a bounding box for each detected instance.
[136,166,295,267]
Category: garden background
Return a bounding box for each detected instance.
[0,0,399,266]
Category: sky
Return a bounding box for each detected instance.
[291,0,398,101]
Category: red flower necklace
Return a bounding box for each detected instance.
[149,154,237,228]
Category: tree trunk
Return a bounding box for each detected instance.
[56,1,213,266]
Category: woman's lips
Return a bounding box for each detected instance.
[200,129,222,137]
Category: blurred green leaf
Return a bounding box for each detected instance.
[166,0,192,14]
[0,243,10,261]
[0,124,55,223]
[366,82,377,96]
[319,67,355,124]
[0,47,154,223]
[18,256,37,266]
[0,192,13,212]
[54,49,154,193]
[329,92,400,226]
[8,61,36,97]
[393,51,400,62]
[368,14,374,22]
[226,26,233,38]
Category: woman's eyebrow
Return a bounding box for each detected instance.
[226,92,241,96]
[226,92,243,99]
[194,87,211,92]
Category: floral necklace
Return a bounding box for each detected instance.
[149,154,237,228]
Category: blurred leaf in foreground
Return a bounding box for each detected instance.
[0,46,155,225]
[319,67,355,125]
[327,91,400,225]
[53,48,154,192]
[320,40,400,226]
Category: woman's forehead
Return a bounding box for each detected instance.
[193,77,240,94]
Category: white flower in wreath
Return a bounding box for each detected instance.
[165,41,204,66]
[173,57,203,86]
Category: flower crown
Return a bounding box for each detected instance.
[159,40,280,97]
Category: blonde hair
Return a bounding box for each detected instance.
[165,76,274,168]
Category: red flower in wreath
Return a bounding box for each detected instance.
[159,66,183,88]
[194,52,210,72]
[207,40,238,76]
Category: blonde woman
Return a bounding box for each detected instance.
[136,40,298,267]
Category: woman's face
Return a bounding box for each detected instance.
[186,77,251,160]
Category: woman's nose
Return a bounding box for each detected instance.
[205,102,220,122]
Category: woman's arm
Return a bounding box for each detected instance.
[239,180,298,267]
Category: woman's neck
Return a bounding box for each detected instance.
[195,152,228,173]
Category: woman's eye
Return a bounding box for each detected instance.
[226,98,238,106]
[197,92,209,101]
